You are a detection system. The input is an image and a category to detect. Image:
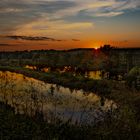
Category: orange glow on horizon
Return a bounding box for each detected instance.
[0,37,139,51]
[87,41,103,50]
[94,46,100,50]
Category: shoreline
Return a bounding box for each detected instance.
[0,66,112,95]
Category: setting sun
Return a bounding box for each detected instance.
[94,46,100,50]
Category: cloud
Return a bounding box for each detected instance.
[94,11,124,17]
[12,20,94,39]
[0,0,139,35]
[74,0,140,18]
[0,0,76,34]
[49,0,140,20]
[6,35,63,41]
[0,43,16,46]
[72,39,80,41]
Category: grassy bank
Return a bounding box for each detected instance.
[0,66,112,95]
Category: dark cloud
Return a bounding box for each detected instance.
[0,0,76,14]
[72,39,80,41]
[0,43,16,46]
[0,0,76,33]
[6,35,63,41]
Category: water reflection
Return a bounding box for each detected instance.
[85,71,102,80]
[0,71,116,125]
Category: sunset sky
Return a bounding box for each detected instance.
[0,0,140,51]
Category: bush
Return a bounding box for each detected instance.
[126,67,140,88]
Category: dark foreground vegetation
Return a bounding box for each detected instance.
[0,100,140,140]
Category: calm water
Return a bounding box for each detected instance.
[0,71,116,125]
